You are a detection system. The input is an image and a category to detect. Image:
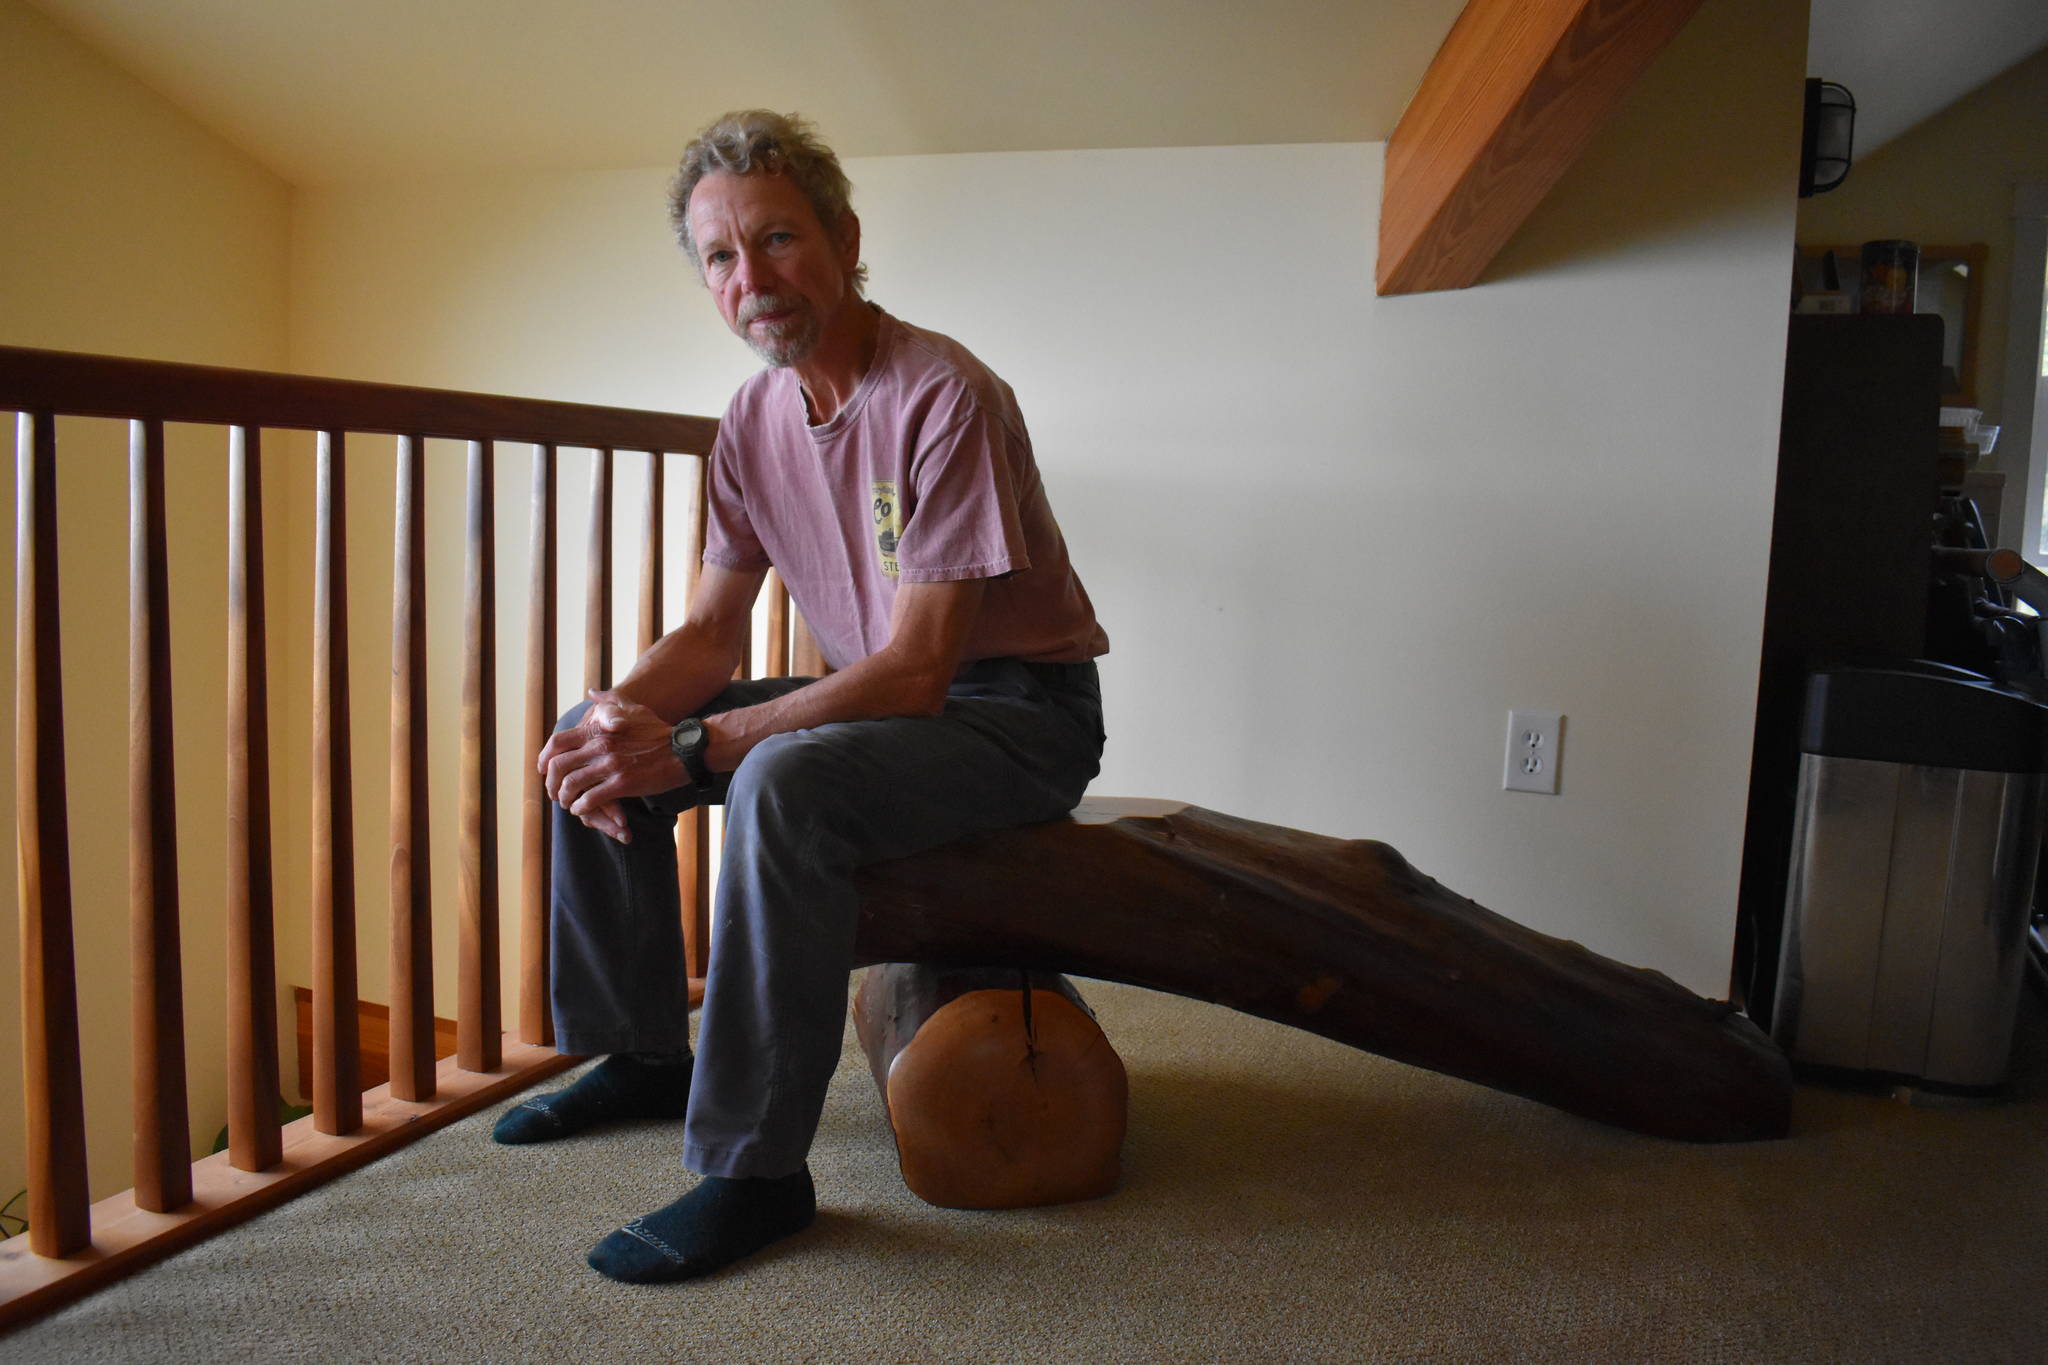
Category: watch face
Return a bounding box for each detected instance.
[671,718,705,757]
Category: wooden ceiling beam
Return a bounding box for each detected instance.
[1377,0,1707,296]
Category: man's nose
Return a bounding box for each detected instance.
[733,246,771,293]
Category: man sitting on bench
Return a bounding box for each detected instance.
[493,108,1109,1285]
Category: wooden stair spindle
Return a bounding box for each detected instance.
[519,443,558,1047]
[677,455,712,993]
[311,430,362,1133]
[15,410,92,1257]
[225,424,283,1170]
[638,450,663,656]
[459,441,502,1073]
[790,611,827,679]
[388,435,435,1102]
[129,418,192,1213]
[584,447,613,693]
[764,570,790,678]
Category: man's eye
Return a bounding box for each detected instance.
[767,232,794,247]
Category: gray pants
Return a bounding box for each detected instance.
[549,657,1104,1178]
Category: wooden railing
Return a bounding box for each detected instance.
[0,345,822,1327]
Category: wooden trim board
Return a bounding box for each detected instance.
[292,987,459,1099]
[0,1038,578,1333]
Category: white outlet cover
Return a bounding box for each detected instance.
[1503,710,1563,794]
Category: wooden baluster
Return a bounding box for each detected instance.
[16,410,91,1256]
[311,430,362,1133]
[129,419,191,1212]
[635,444,672,990]
[389,436,434,1102]
[638,451,663,656]
[519,444,558,1046]
[764,570,790,679]
[678,456,713,985]
[791,611,828,679]
[226,425,283,1170]
[584,448,612,693]
[459,441,501,1072]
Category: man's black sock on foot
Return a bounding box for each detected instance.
[586,1168,817,1284]
[492,1052,691,1144]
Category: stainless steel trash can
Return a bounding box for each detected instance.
[1771,664,2048,1093]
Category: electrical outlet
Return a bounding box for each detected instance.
[1503,710,1563,794]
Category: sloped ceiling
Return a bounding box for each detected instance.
[1807,0,2048,157]
[26,0,2048,190]
[21,0,1469,184]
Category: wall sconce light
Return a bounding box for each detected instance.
[1799,79,1855,197]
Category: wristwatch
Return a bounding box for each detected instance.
[669,717,712,788]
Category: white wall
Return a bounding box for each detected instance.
[0,0,292,1205]
[289,0,1805,1005]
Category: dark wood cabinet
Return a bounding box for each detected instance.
[1735,315,1944,1021]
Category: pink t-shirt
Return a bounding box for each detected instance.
[703,310,1109,671]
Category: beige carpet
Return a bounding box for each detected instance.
[10,978,2048,1364]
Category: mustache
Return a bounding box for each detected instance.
[738,294,806,327]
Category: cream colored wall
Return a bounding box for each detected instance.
[0,0,292,1207]
[1798,43,2048,534]
[290,0,1806,1025]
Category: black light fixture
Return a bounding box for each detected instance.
[1799,79,1855,197]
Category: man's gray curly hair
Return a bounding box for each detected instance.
[668,110,868,294]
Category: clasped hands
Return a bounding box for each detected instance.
[539,690,698,844]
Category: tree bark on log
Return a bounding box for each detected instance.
[852,965,1127,1209]
[851,799,1791,1144]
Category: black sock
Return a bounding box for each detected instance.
[586,1167,817,1284]
[491,1052,691,1145]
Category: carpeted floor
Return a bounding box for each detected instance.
[10,978,2048,1363]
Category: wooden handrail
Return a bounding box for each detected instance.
[0,345,718,453]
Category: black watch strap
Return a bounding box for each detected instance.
[669,717,712,788]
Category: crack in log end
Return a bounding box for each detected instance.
[1296,974,1342,1013]
[1018,971,1037,1053]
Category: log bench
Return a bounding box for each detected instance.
[849,798,1792,1167]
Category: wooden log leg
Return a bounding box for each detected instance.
[853,965,1128,1210]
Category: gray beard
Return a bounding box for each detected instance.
[737,294,818,367]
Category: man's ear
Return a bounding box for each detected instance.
[837,212,862,276]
